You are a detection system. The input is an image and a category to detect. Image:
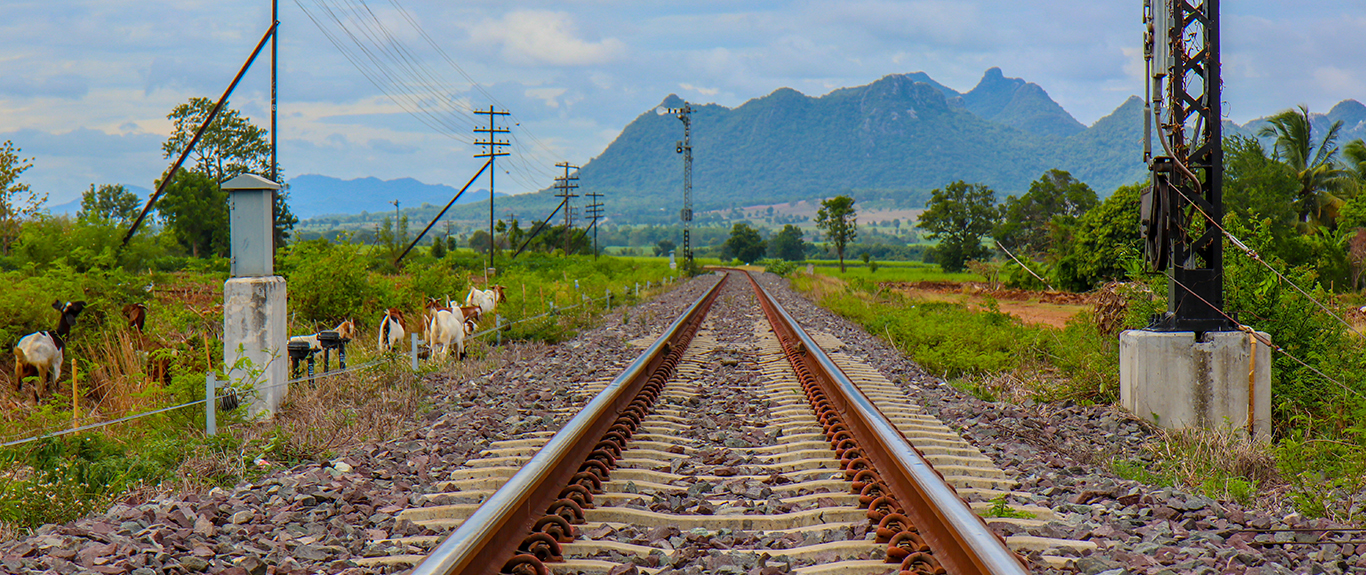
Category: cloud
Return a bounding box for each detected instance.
[678,83,719,96]
[465,10,627,67]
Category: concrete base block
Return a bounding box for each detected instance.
[223,276,288,419]
[1120,329,1271,442]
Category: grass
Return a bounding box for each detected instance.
[1109,426,1277,508]
[811,260,983,284]
[790,272,1117,401]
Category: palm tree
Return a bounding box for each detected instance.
[1343,138,1366,182]
[1257,105,1352,228]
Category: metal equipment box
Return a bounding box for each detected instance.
[222,173,280,277]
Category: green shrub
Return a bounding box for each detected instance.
[763,259,797,276]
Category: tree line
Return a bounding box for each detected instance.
[0,97,296,269]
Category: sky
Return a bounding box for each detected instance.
[3,0,1365,207]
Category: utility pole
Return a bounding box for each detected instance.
[391,199,401,246]
[586,189,604,260]
[474,106,510,275]
[660,104,694,267]
[270,0,278,184]
[554,162,579,256]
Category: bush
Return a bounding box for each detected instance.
[763,259,797,276]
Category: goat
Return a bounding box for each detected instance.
[427,309,466,361]
[377,309,406,353]
[13,300,86,403]
[459,305,482,337]
[289,319,357,352]
[464,285,506,317]
[123,303,147,332]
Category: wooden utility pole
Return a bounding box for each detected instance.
[553,162,579,255]
[473,107,510,274]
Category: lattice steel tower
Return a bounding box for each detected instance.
[1142,0,1229,331]
[661,104,694,265]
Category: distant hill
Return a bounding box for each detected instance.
[297,70,1365,228]
[286,175,502,219]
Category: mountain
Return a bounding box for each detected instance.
[494,68,1150,222]
[1230,99,1366,146]
[286,175,503,219]
[960,68,1087,138]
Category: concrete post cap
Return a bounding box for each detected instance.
[222,173,281,191]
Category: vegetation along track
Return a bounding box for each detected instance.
[354,270,1074,575]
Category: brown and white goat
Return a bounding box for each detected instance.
[13,300,86,403]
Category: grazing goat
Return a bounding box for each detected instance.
[13,301,86,403]
[289,319,357,352]
[123,303,147,332]
[464,285,506,317]
[427,309,466,361]
[377,309,406,353]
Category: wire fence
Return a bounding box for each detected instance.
[0,277,677,449]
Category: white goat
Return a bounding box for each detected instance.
[427,309,466,361]
[464,285,506,317]
[13,300,86,403]
[14,333,63,403]
[377,309,406,353]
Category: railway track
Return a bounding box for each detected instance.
[361,270,1075,574]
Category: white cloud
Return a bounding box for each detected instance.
[466,10,627,67]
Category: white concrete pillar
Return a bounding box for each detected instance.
[1120,329,1271,442]
[223,276,288,418]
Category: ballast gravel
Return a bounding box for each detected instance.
[756,272,1359,575]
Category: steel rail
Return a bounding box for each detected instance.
[741,270,1028,575]
[410,273,727,575]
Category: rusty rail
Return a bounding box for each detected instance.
[410,273,727,575]
[741,270,1029,575]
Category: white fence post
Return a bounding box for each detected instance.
[410,333,419,371]
[205,373,217,437]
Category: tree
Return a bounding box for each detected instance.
[78,184,140,224]
[723,222,766,263]
[157,169,228,258]
[918,181,999,273]
[430,235,447,258]
[1344,138,1366,182]
[1256,105,1351,227]
[1224,135,1304,263]
[0,140,42,255]
[993,169,1097,257]
[654,238,676,256]
[162,97,296,246]
[815,195,858,272]
[769,224,806,261]
[1054,182,1145,291]
[468,229,493,254]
